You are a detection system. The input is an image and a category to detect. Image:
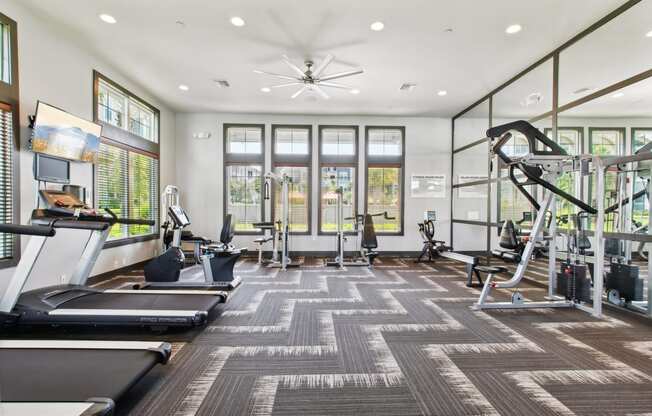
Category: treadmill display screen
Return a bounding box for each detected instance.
[169,206,190,227]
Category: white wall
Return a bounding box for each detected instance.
[176,113,451,254]
[0,0,176,293]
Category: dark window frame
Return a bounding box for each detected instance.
[364,126,405,236]
[632,127,652,152]
[92,71,161,248]
[271,124,312,235]
[0,12,19,270]
[587,127,626,205]
[317,125,359,235]
[223,123,266,236]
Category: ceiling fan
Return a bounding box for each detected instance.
[254,54,363,99]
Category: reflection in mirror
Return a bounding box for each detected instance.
[559,75,652,232]
[453,142,488,185]
[559,0,652,106]
[492,59,553,125]
[453,99,489,150]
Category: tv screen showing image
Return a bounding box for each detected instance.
[31,101,102,163]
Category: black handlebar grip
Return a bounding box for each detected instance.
[53,220,110,231]
[0,223,56,237]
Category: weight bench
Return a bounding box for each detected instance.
[472,265,509,287]
[252,222,277,264]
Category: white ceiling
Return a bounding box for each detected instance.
[21,0,628,116]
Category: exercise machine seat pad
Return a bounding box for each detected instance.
[361,214,378,250]
[499,220,519,250]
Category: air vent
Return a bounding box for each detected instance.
[213,79,230,88]
[573,87,592,94]
[400,83,417,91]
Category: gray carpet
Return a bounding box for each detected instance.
[98,257,652,415]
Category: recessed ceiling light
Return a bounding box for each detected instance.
[178,84,189,91]
[350,89,360,95]
[505,24,522,34]
[99,14,117,24]
[437,90,447,96]
[370,21,385,31]
[230,16,245,27]
[612,92,624,98]
[646,30,652,38]
[260,87,271,93]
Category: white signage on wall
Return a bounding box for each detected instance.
[411,174,446,198]
[458,175,487,198]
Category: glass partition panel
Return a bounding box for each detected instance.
[452,223,487,252]
[453,142,488,186]
[453,99,490,150]
[559,0,652,106]
[559,75,652,232]
[492,59,554,125]
[453,180,488,223]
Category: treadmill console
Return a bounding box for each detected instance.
[168,205,191,228]
[36,189,102,219]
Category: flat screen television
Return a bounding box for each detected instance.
[31,101,102,163]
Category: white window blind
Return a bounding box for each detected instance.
[0,103,14,260]
[95,142,158,240]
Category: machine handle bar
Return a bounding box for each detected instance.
[105,208,155,226]
[0,223,56,237]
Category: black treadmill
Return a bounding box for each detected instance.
[0,190,226,329]
[0,312,171,415]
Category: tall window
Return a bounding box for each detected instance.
[589,128,625,204]
[544,127,583,229]
[632,128,652,228]
[224,124,265,233]
[365,127,404,234]
[272,125,311,233]
[93,72,160,246]
[319,126,358,233]
[0,13,18,268]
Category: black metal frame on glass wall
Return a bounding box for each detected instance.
[92,71,161,248]
[364,126,406,236]
[449,0,648,254]
[223,123,266,236]
[270,124,313,236]
[317,125,359,235]
[0,12,20,270]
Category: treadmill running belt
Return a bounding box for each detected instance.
[56,292,221,311]
[0,349,160,401]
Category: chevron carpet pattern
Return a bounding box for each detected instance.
[104,257,652,416]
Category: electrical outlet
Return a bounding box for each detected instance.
[60,274,67,284]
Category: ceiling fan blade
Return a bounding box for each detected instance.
[291,86,308,99]
[272,82,303,88]
[253,70,298,81]
[319,81,353,90]
[312,54,334,77]
[319,69,364,82]
[281,55,307,78]
[312,85,330,99]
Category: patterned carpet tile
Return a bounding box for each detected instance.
[95,256,652,416]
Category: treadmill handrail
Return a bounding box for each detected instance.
[0,223,55,237]
[105,208,155,226]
